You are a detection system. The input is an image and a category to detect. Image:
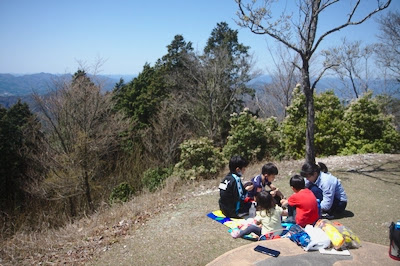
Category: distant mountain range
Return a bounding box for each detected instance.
[0,73,137,109]
[0,72,397,109]
[0,73,137,97]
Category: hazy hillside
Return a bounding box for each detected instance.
[0,73,137,97]
[1,73,396,111]
[0,95,35,109]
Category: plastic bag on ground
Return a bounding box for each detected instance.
[332,221,361,249]
[303,224,331,251]
[315,219,345,250]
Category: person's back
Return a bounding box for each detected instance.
[302,162,347,217]
[257,205,284,236]
[231,190,286,239]
[289,189,319,227]
[219,155,249,218]
[317,172,347,212]
[285,175,319,227]
[219,172,241,217]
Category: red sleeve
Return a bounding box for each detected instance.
[287,193,298,207]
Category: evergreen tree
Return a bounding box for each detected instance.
[161,34,193,70]
[192,22,254,144]
[113,63,167,129]
[0,101,38,210]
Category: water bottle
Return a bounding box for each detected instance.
[395,220,400,230]
[249,202,256,218]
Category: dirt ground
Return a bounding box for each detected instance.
[87,154,400,266]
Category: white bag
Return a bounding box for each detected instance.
[304,224,331,251]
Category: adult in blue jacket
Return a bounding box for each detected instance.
[301,162,347,218]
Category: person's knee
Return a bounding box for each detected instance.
[331,201,347,214]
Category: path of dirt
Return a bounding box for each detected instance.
[88,187,245,265]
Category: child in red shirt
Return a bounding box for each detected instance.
[281,174,319,227]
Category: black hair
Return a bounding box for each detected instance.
[255,190,276,213]
[261,163,278,175]
[290,174,305,190]
[317,162,328,173]
[300,162,320,177]
[228,155,249,173]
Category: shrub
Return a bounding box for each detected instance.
[280,86,306,159]
[314,90,346,156]
[339,92,400,155]
[223,108,279,161]
[142,167,173,192]
[281,88,348,158]
[109,182,134,204]
[174,137,226,180]
[263,116,284,159]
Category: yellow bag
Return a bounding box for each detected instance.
[315,219,345,250]
[333,221,361,248]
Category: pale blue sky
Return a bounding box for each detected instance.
[0,0,399,75]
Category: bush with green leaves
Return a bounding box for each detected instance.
[223,108,281,161]
[281,88,349,158]
[339,92,400,155]
[174,137,226,180]
[142,167,173,192]
[263,116,283,159]
[109,182,134,204]
[314,90,346,156]
[280,86,307,159]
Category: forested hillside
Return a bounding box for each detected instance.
[1,4,400,250]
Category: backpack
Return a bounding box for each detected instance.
[389,221,400,261]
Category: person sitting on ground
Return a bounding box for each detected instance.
[281,174,320,228]
[305,162,327,202]
[218,155,253,218]
[301,162,347,219]
[231,190,287,239]
[317,162,329,174]
[247,163,285,205]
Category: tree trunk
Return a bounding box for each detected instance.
[83,170,94,212]
[301,61,316,164]
[69,197,76,217]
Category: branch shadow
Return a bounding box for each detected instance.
[336,159,400,186]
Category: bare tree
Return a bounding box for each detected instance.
[376,10,400,84]
[33,69,128,214]
[236,0,391,163]
[140,96,194,167]
[177,46,254,144]
[322,39,375,99]
[374,11,400,130]
[261,44,301,120]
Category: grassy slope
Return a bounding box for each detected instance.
[1,154,399,265]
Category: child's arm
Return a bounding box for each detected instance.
[243,181,254,192]
[244,184,254,192]
[254,215,262,225]
[280,199,288,208]
[270,187,285,200]
[269,183,277,191]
